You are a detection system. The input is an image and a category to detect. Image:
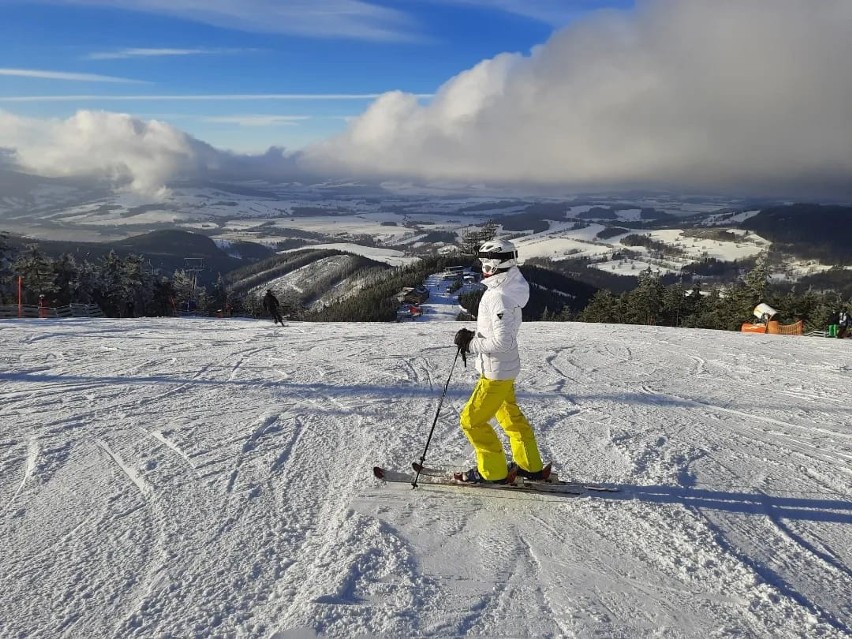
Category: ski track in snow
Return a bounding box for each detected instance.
[0,316,850,638]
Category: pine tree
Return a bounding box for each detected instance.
[717,282,752,330]
[12,245,56,304]
[625,268,665,325]
[556,305,574,321]
[123,254,154,316]
[809,291,844,332]
[461,219,498,256]
[151,277,177,316]
[743,251,771,306]
[94,251,126,316]
[661,281,688,327]
[75,260,100,306]
[678,285,706,327]
[209,274,230,315]
[579,289,620,323]
[458,289,484,317]
[53,254,79,306]
[0,232,13,304]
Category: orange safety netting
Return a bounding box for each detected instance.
[740,320,804,335]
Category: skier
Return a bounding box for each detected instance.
[262,289,285,326]
[838,309,850,339]
[452,239,547,484]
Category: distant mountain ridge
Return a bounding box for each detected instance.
[742,204,852,263]
[2,229,274,286]
[2,168,850,296]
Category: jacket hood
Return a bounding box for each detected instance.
[483,266,529,308]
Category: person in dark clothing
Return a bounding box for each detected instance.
[262,290,285,326]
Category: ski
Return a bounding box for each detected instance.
[412,462,620,493]
[373,466,587,497]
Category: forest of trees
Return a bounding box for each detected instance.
[570,256,848,333]
[742,204,852,264]
[1,229,849,334]
[0,240,218,317]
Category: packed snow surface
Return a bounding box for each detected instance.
[1,318,850,638]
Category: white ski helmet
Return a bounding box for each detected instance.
[478,239,518,275]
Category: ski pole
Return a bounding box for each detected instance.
[412,347,461,488]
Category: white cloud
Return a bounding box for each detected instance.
[0,68,146,83]
[0,110,202,196]
[30,0,419,42]
[0,93,429,103]
[301,0,852,196]
[86,47,249,60]
[0,109,307,195]
[202,115,311,127]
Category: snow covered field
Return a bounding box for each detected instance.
[1,318,850,638]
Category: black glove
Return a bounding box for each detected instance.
[454,328,475,353]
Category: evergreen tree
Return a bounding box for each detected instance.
[0,232,12,304]
[661,281,688,327]
[461,220,498,256]
[682,285,705,324]
[93,251,126,316]
[682,287,722,329]
[743,251,771,306]
[53,253,79,306]
[714,282,750,330]
[75,260,100,306]
[208,273,230,315]
[151,277,177,316]
[458,289,485,318]
[625,268,665,325]
[779,288,830,330]
[579,289,620,323]
[12,245,56,304]
[123,254,153,316]
[809,291,844,332]
[555,305,574,321]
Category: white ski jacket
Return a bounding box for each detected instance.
[469,266,529,380]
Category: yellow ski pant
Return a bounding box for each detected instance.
[459,376,543,481]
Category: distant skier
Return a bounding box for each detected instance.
[838,309,850,339]
[452,239,547,484]
[262,290,285,326]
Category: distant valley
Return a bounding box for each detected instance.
[2,171,849,293]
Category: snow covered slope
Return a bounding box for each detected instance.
[0,318,850,638]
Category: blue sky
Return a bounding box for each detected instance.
[0,0,633,152]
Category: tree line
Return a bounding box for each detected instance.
[561,256,849,333]
[0,242,212,317]
[2,232,848,332]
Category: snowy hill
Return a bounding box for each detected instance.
[3,172,849,285]
[1,318,850,638]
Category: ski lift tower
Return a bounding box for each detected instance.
[184,257,205,291]
[183,257,205,313]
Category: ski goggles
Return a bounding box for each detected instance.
[477,249,517,261]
